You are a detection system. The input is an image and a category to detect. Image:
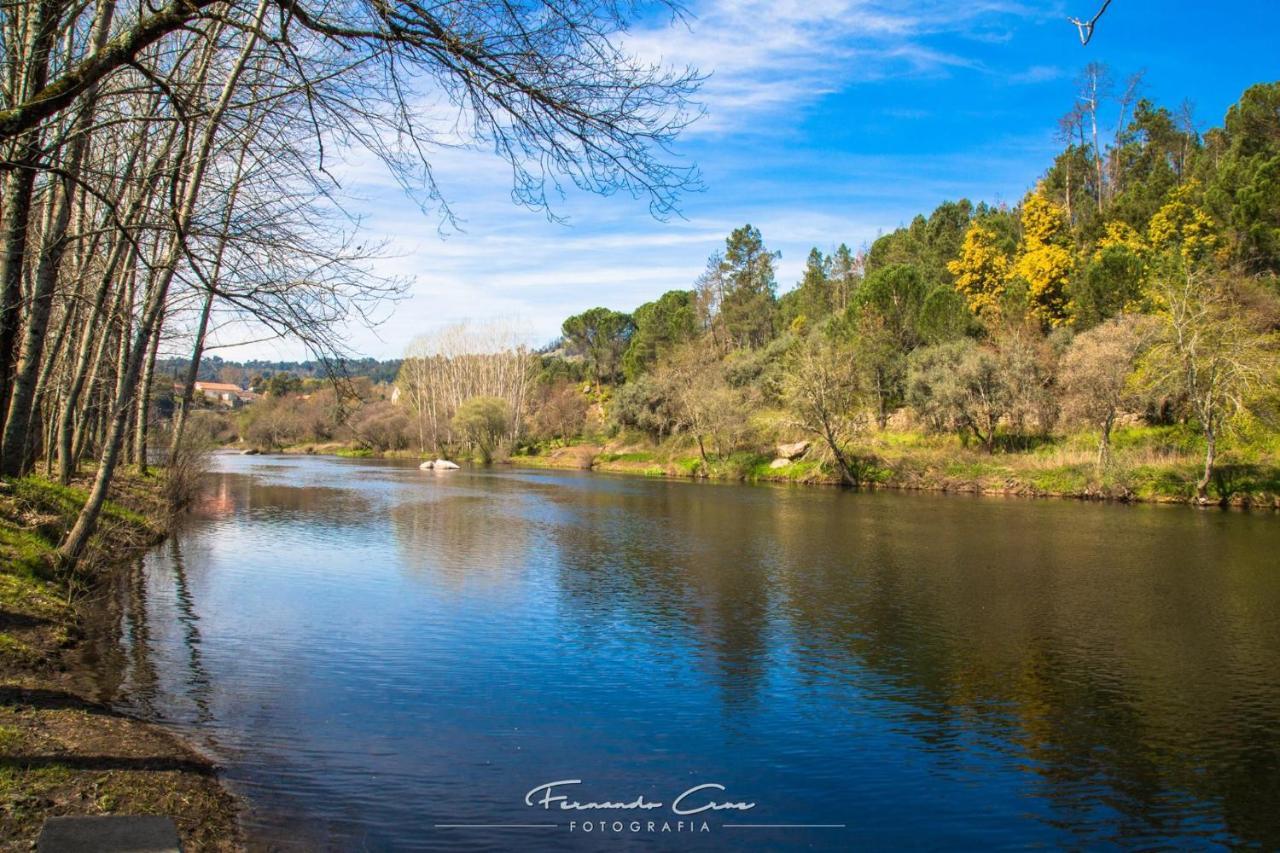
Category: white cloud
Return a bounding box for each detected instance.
[220,1,1063,360]
[623,0,1035,131]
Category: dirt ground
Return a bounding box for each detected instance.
[0,473,243,851]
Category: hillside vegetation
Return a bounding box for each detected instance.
[233,76,1280,506]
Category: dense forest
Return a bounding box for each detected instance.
[281,72,1276,504]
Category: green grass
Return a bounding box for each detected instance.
[674,457,704,477]
[0,631,39,666]
[1024,464,1094,495]
[942,459,1013,481]
[596,451,657,464]
[0,520,56,578]
[11,476,149,528]
[508,425,1279,505]
[335,447,374,458]
[1,473,163,601]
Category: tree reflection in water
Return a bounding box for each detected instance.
[79,456,1280,849]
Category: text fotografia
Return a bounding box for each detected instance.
[526,779,752,833]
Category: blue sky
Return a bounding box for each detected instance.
[226,1,1279,360]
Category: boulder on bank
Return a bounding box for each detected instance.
[769,458,791,469]
[776,440,809,460]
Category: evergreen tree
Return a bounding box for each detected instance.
[718,225,779,349]
[623,290,698,380]
[561,307,636,387]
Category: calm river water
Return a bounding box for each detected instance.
[82,453,1279,850]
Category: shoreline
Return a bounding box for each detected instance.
[0,472,243,851]
[267,439,1280,509]
[507,448,1279,508]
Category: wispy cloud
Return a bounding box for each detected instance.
[624,0,1036,131]
[232,1,1071,359]
[1008,64,1068,84]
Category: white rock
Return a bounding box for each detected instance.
[433,459,460,470]
[419,460,435,470]
[776,440,810,460]
[769,457,791,469]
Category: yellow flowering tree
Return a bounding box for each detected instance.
[1012,188,1074,326]
[1094,221,1148,260]
[1148,181,1222,264]
[947,223,1010,319]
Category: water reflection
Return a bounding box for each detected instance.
[83,455,1280,850]
[168,539,214,725]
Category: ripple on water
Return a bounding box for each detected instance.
[84,457,1280,851]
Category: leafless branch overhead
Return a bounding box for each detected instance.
[1069,0,1113,46]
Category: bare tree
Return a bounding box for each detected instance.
[783,336,869,485]
[0,0,702,566]
[397,322,534,453]
[1060,314,1153,468]
[1140,270,1279,502]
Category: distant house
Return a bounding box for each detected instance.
[182,381,258,408]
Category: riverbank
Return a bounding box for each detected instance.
[511,426,1280,507]
[0,472,241,851]
[252,424,1280,507]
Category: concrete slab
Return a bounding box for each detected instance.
[37,815,181,852]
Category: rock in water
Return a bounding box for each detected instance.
[419,460,435,470]
[433,459,460,470]
[776,440,810,460]
[241,448,260,455]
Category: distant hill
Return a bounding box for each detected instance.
[156,355,403,387]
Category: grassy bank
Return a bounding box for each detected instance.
[0,471,241,851]
[510,425,1280,507]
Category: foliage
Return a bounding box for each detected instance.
[907,340,1011,452]
[948,222,1011,319]
[1137,269,1280,498]
[452,397,514,464]
[613,375,676,441]
[406,76,1280,502]
[782,337,869,484]
[562,307,636,387]
[1147,181,1221,264]
[529,381,591,442]
[1059,315,1153,466]
[1012,187,1074,326]
[1071,245,1146,329]
[622,290,698,380]
[715,225,779,349]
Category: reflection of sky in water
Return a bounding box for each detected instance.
[88,453,1280,851]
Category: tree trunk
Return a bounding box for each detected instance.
[1,178,72,474]
[169,291,213,457]
[0,0,113,475]
[1196,427,1216,503]
[824,422,859,487]
[134,309,164,472]
[0,0,63,419]
[58,276,169,563]
[59,0,267,564]
[1097,414,1114,470]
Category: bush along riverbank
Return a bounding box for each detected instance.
[0,471,241,851]
[509,424,1280,507]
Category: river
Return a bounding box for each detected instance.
[80,453,1280,850]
